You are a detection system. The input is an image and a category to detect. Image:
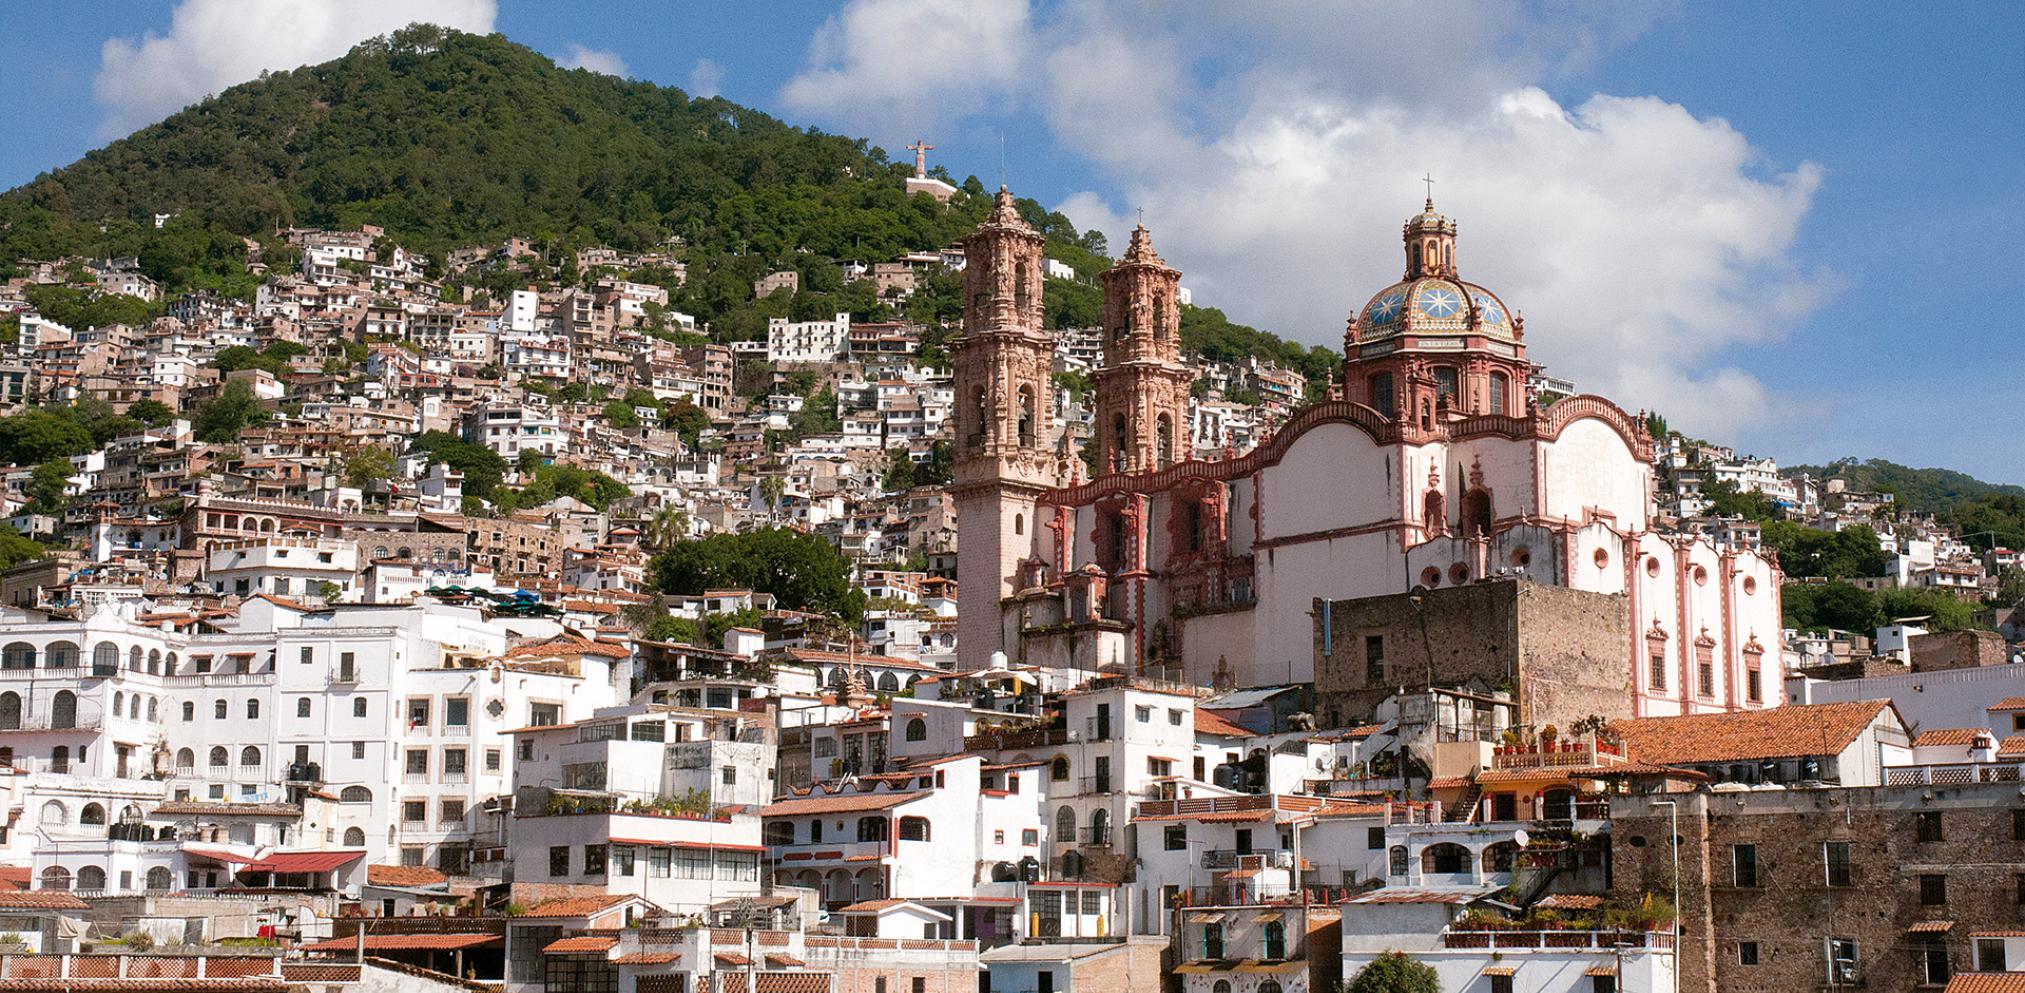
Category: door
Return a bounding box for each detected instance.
[1038,971,1055,993]
[1235,829,1253,855]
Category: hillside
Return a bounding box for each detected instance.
[1790,458,2025,515]
[0,25,1321,385]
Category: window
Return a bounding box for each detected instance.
[1488,372,1508,415]
[353,741,366,760]
[2013,809,2025,841]
[446,698,469,728]
[1732,844,1758,887]
[613,846,636,876]
[1826,938,1858,984]
[406,750,428,777]
[1649,654,1666,691]
[1389,846,1409,876]
[402,801,426,823]
[1824,842,1852,887]
[296,698,311,719]
[721,766,736,786]
[445,749,468,778]
[1489,976,1513,993]
[440,798,466,824]
[1050,756,1069,781]
[1697,661,1714,697]
[1135,706,1152,723]
[1164,824,1186,851]
[1364,635,1385,683]
[1368,827,1385,850]
[245,699,258,719]
[583,844,608,876]
[549,846,570,877]
[650,848,671,877]
[1262,920,1286,959]
[519,739,534,761]
[1202,922,1223,960]
[214,700,227,719]
[1168,708,1184,726]
[1368,373,1394,415]
[1148,757,1172,778]
[529,702,561,726]
[1588,976,1615,993]
[1433,367,1459,404]
[1918,936,1950,985]
[1919,873,1947,906]
[1916,810,1944,843]
[1978,939,2007,973]
[899,817,931,842]
[208,746,227,768]
[1746,668,1762,703]
[486,748,501,772]
[353,698,367,718]
[338,652,356,681]
[407,699,430,728]
[182,702,194,721]
[1738,941,1759,966]
[341,786,371,803]
[239,746,260,768]
[857,817,884,842]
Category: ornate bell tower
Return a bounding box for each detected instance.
[952,188,1060,660]
[1093,225,1193,474]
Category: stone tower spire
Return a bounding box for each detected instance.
[1093,223,1192,474]
[951,187,1059,660]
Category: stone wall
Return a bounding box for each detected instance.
[1312,579,1630,729]
[1910,628,2008,672]
[1611,784,2025,993]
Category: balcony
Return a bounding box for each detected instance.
[1885,762,2022,786]
[1203,849,1295,871]
[772,840,889,864]
[1078,776,1113,795]
[1440,929,1674,950]
[326,670,359,685]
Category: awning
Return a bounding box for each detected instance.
[245,849,364,873]
[1908,920,1954,933]
[1252,911,1284,923]
[1187,912,1227,924]
[1172,963,1234,975]
[181,845,257,865]
[715,953,752,967]
[303,933,500,952]
[545,936,619,954]
[1235,961,1305,974]
[765,954,806,968]
[1584,966,1617,977]
[1482,966,1516,977]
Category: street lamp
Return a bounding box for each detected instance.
[1650,798,1680,993]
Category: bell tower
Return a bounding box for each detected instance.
[952,188,1059,660]
[1093,225,1193,474]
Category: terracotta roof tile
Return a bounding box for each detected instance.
[0,890,91,910]
[1989,698,2025,712]
[523,894,635,918]
[1194,710,1253,739]
[2001,735,2025,760]
[544,935,619,954]
[760,790,926,818]
[1611,700,1894,766]
[613,953,681,965]
[1913,727,1990,747]
[716,973,834,993]
[302,933,499,951]
[1945,976,2025,993]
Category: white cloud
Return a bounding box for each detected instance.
[785,0,1832,440]
[688,58,725,98]
[779,0,1030,144]
[559,44,627,78]
[94,0,496,136]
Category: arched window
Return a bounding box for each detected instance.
[1,642,34,670]
[1388,846,1408,876]
[39,802,65,828]
[1050,756,1070,781]
[213,700,226,719]
[46,642,77,669]
[1017,386,1035,445]
[147,650,161,674]
[239,746,260,768]
[1258,981,1282,993]
[92,642,118,672]
[1016,262,1033,313]
[353,698,368,718]
[1214,982,1231,993]
[1409,242,1423,272]
[76,866,106,892]
[296,698,312,719]
[176,748,194,772]
[1488,372,1509,415]
[164,653,177,676]
[208,747,228,768]
[969,387,988,446]
[876,672,899,693]
[112,692,125,720]
[342,827,366,847]
[128,646,142,671]
[898,816,931,842]
[1110,414,1128,472]
[80,803,106,826]
[903,718,927,742]
[1014,513,1023,536]
[181,702,194,722]
[1433,367,1459,406]
[51,691,76,729]
[51,745,69,773]
[1422,843,1471,874]
[245,700,259,719]
[1484,841,1519,874]
[1462,489,1493,538]
[39,866,70,890]
[341,786,372,803]
[1156,414,1174,468]
[1368,373,1395,417]
[146,697,158,723]
[1423,488,1446,537]
[1089,809,1111,846]
[1054,806,1076,842]
[146,867,172,891]
[856,816,884,842]
[0,692,19,730]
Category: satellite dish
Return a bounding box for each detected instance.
[1512,828,1530,848]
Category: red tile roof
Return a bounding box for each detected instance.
[1194,710,1253,739]
[544,935,619,954]
[243,849,363,873]
[1913,727,1989,747]
[302,933,500,952]
[365,864,448,888]
[0,890,91,910]
[1946,976,2025,993]
[507,636,631,660]
[613,953,681,965]
[760,790,926,818]
[1990,698,2025,712]
[716,973,835,993]
[1611,700,1895,765]
[522,894,635,918]
[0,867,30,891]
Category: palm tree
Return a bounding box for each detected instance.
[645,506,689,551]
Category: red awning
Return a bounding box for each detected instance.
[182,845,258,865]
[245,850,365,873]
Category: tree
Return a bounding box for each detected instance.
[644,506,689,551]
[0,410,94,466]
[1701,478,1777,521]
[193,381,269,443]
[661,400,711,449]
[409,431,508,501]
[1996,566,2025,608]
[651,527,865,620]
[602,399,641,429]
[345,444,396,488]
[882,449,917,492]
[127,398,176,427]
[1346,952,1440,993]
[0,526,43,570]
[23,460,72,515]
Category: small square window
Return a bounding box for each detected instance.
[1738,941,1759,966]
[1021,829,1038,846]
[1919,873,1947,906]
[1916,811,1944,843]
[1135,706,1152,723]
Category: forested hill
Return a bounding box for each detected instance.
[0,25,1335,386]
[1791,458,2025,516]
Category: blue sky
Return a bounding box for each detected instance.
[2,1,2020,483]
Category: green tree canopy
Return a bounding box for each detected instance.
[193,381,270,443]
[126,398,176,426]
[345,444,396,488]
[651,527,864,620]
[409,430,509,500]
[1346,952,1441,993]
[1763,523,1889,579]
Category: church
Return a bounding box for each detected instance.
[951,189,1783,718]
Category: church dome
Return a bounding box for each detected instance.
[1358,277,1513,339]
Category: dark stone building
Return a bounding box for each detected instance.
[1311,578,1631,730]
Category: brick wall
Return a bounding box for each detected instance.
[1611,784,2025,993]
[1910,629,2008,672]
[1312,579,1631,729]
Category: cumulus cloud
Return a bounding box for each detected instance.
[779,0,1030,142]
[688,58,725,98]
[782,0,1831,439]
[558,44,628,77]
[94,0,496,136]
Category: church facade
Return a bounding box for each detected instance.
[953,191,1782,718]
